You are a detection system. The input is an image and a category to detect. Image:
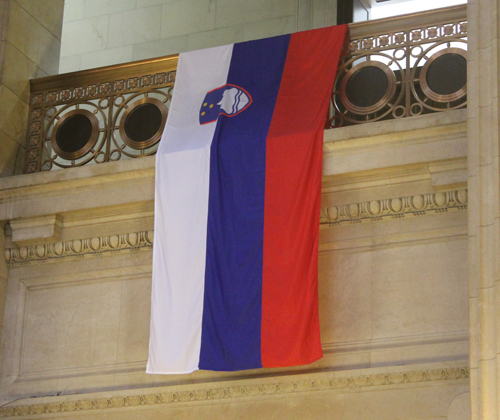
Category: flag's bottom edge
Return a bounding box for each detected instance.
[262,353,324,369]
[146,368,200,375]
[146,353,323,374]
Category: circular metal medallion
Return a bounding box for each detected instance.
[340,61,397,115]
[119,98,168,150]
[50,109,99,160]
[420,48,467,103]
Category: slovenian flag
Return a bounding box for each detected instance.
[147,25,347,374]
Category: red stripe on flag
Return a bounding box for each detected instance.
[261,25,347,367]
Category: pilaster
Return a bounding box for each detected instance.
[467,0,500,418]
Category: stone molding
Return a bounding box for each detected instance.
[4,189,468,265]
[0,367,469,418]
[4,231,153,266]
[321,189,467,225]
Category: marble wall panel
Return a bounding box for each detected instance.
[20,278,122,373]
[18,272,151,376]
[62,0,84,23]
[370,239,469,340]
[136,0,178,8]
[160,0,216,39]
[60,15,109,57]
[107,6,162,49]
[58,54,81,74]
[243,16,297,40]
[60,0,336,72]
[132,35,188,61]
[185,25,244,52]
[83,0,136,19]
[214,0,296,28]
[80,46,133,71]
[116,274,151,364]
[319,249,373,345]
[311,0,338,29]
[318,215,468,368]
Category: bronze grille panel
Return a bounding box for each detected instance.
[26,56,177,172]
[328,6,467,127]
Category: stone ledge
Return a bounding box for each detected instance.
[0,362,469,418]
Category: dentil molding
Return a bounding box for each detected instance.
[0,366,469,417]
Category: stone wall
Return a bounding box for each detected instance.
[59,0,337,73]
[0,110,470,418]
[0,0,63,178]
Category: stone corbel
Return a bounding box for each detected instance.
[9,215,62,246]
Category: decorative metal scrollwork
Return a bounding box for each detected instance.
[44,103,106,170]
[339,59,400,117]
[25,8,467,172]
[50,109,100,161]
[329,10,467,127]
[417,47,467,104]
[25,57,177,172]
[115,93,170,155]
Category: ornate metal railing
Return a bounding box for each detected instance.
[25,5,466,173]
[328,5,467,127]
[26,57,177,173]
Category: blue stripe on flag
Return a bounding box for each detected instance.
[199,35,291,371]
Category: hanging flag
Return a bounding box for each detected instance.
[147,25,347,374]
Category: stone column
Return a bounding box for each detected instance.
[467,0,500,418]
[0,0,64,178]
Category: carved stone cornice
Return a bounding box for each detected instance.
[0,366,469,417]
[4,190,468,265]
[4,231,153,266]
[321,189,467,226]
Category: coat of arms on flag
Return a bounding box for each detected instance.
[200,84,252,125]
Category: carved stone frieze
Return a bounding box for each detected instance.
[4,231,153,266]
[0,367,469,417]
[4,190,468,264]
[321,189,467,226]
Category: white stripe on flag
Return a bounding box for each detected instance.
[147,45,233,374]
